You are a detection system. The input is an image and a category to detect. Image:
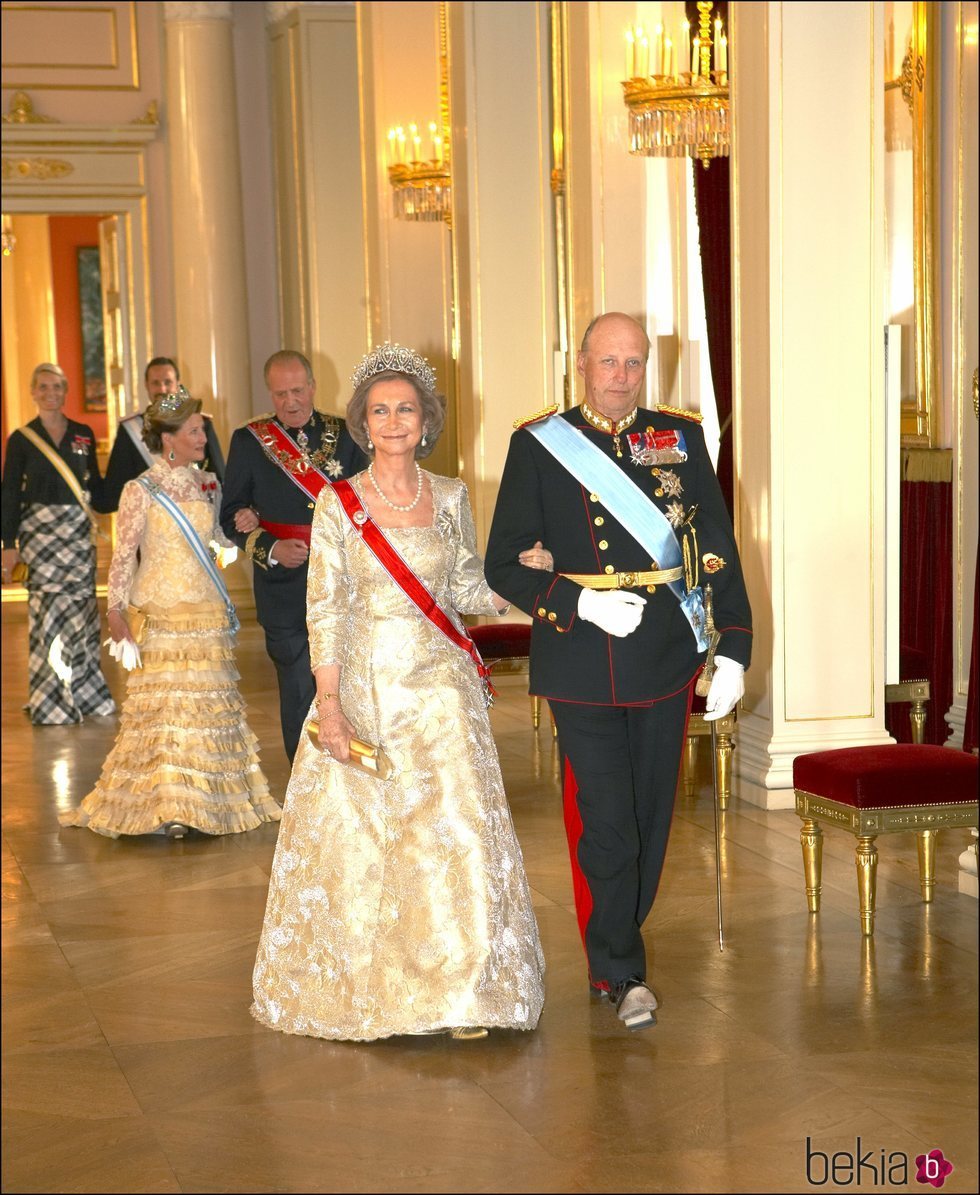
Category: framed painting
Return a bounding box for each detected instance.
[76,246,107,413]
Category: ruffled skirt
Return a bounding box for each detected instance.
[61,601,281,838]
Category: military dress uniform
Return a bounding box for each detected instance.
[220,409,365,762]
[103,412,225,512]
[485,402,751,990]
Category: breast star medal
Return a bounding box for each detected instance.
[651,468,683,498]
[665,500,686,528]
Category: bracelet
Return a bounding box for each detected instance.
[316,693,340,704]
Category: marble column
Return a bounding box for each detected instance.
[730,3,892,809]
[163,1,251,439]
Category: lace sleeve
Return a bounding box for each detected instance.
[306,487,352,670]
[208,479,236,550]
[107,480,148,610]
[447,481,499,616]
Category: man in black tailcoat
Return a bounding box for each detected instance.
[485,312,752,1032]
[220,350,366,762]
[103,357,225,510]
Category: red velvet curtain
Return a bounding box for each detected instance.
[963,554,979,754]
[686,0,733,514]
[886,482,953,745]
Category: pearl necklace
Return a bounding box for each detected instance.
[369,461,424,511]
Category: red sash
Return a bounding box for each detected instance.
[247,419,332,503]
[331,479,494,700]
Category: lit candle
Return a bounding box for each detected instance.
[396,127,406,164]
[692,36,700,78]
[387,127,396,162]
[638,31,649,78]
[666,37,674,81]
[625,27,635,78]
[410,122,421,162]
[681,23,690,79]
[434,134,443,164]
[429,120,438,160]
[655,24,664,76]
[720,35,728,76]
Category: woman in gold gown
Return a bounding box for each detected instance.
[251,345,545,1041]
[60,392,281,839]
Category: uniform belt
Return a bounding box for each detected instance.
[561,566,684,590]
[259,519,312,546]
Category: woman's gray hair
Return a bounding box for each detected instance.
[30,362,68,391]
[142,394,203,454]
[346,370,446,460]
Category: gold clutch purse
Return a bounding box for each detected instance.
[305,719,394,781]
[10,561,28,584]
[126,605,148,644]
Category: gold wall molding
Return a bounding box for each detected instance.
[2,91,57,124]
[1,1,140,91]
[1,155,73,179]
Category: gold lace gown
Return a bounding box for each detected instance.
[251,473,545,1040]
[60,461,281,838]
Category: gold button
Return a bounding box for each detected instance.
[537,607,547,617]
[598,539,609,550]
[555,627,565,633]
[590,493,599,502]
[646,585,657,594]
[604,565,615,575]
[548,612,557,622]
[594,516,605,526]
[308,502,315,509]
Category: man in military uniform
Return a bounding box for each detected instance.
[103,357,225,510]
[485,312,751,1032]
[220,350,366,762]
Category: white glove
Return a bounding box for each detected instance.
[577,588,647,637]
[703,655,744,720]
[105,636,142,671]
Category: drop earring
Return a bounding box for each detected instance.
[421,428,428,448]
[168,449,176,462]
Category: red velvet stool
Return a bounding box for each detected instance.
[469,623,543,729]
[682,692,737,809]
[884,644,931,743]
[794,745,978,936]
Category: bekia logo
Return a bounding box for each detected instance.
[806,1138,955,1188]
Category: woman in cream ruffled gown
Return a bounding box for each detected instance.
[251,346,545,1041]
[60,392,281,839]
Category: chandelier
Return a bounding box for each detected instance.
[386,121,451,223]
[622,1,729,168]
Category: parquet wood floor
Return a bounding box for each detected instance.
[2,602,977,1193]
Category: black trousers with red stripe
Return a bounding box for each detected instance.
[551,684,694,987]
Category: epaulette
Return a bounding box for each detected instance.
[514,403,559,431]
[656,404,703,424]
[239,411,275,428]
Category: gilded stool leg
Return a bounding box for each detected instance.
[683,736,698,796]
[909,700,926,744]
[917,829,937,903]
[800,818,823,913]
[716,731,733,812]
[855,835,878,936]
[531,695,541,730]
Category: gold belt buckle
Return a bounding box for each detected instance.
[619,571,637,588]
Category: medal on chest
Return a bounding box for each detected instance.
[627,427,688,467]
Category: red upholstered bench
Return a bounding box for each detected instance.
[794,745,979,936]
[469,623,544,730]
[683,690,737,809]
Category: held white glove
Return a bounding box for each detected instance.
[104,636,142,672]
[703,655,744,721]
[577,588,647,638]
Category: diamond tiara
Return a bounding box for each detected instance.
[350,342,437,394]
[144,384,192,428]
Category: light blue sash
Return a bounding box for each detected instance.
[526,415,709,650]
[137,477,240,635]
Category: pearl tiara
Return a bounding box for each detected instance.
[350,342,437,394]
